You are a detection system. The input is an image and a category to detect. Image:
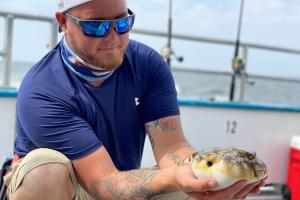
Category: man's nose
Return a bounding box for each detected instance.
[103,24,118,41]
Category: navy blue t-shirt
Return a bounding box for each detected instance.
[14,39,179,170]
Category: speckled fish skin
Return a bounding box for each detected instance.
[182,147,267,191]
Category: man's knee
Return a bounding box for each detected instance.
[6,149,78,200]
[22,162,72,186]
[12,163,75,200]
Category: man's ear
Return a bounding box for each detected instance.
[55,12,67,33]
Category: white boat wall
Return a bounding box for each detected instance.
[0,90,16,163]
[142,99,300,184]
[1,89,300,185]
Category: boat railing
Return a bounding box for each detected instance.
[1,11,300,101]
[0,11,58,87]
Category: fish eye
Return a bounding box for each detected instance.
[207,161,213,167]
[247,153,256,160]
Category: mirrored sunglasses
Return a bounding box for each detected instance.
[64,8,135,38]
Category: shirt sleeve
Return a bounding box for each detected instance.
[17,87,102,160]
[142,50,180,123]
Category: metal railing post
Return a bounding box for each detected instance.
[49,21,58,49]
[3,15,14,87]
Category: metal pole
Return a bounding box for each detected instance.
[50,21,58,48]
[166,0,173,67]
[3,15,14,87]
[132,28,300,55]
[229,0,245,101]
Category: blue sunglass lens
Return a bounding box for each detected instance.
[82,21,110,37]
[116,16,134,34]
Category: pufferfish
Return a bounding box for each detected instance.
[181,147,267,191]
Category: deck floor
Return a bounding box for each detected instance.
[247,195,285,200]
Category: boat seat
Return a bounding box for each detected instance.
[0,158,12,200]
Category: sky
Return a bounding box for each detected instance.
[0,0,300,78]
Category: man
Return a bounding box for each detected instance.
[4,0,265,199]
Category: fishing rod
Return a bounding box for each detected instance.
[229,0,245,101]
[166,0,173,67]
[161,0,183,67]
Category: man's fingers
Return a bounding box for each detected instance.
[176,165,219,193]
[258,179,266,187]
[247,178,267,196]
[234,181,259,199]
[203,180,248,200]
[188,190,215,200]
[238,187,260,200]
[188,192,207,199]
[249,186,261,195]
[187,179,264,200]
[245,179,266,195]
[223,180,248,194]
[184,178,218,192]
[187,180,254,200]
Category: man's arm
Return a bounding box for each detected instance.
[71,114,261,200]
[72,146,216,200]
[145,115,266,199]
[145,115,196,168]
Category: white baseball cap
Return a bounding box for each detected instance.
[57,0,92,12]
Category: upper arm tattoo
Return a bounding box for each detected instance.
[145,115,182,153]
[148,133,155,150]
[147,115,181,132]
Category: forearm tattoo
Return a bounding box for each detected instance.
[167,152,183,165]
[104,169,160,199]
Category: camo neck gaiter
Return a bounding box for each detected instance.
[60,37,115,81]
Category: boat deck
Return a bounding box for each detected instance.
[247,195,284,200]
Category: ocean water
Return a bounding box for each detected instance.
[172,69,300,106]
[0,61,34,89]
[1,61,300,107]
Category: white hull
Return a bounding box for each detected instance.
[1,96,300,184]
[142,104,300,184]
[0,97,16,162]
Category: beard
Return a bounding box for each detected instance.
[67,35,127,71]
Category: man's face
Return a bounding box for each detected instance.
[64,0,129,70]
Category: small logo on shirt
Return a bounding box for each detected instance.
[135,97,140,106]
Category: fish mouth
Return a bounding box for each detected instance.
[253,161,267,179]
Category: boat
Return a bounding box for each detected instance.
[1,7,300,199]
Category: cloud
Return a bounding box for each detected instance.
[240,0,300,47]
[244,0,300,24]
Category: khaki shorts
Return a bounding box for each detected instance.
[4,148,193,200]
[4,148,94,200]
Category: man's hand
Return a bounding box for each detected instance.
[187,177,267,200]
[174,165,218,193]
[238,176,267,198]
